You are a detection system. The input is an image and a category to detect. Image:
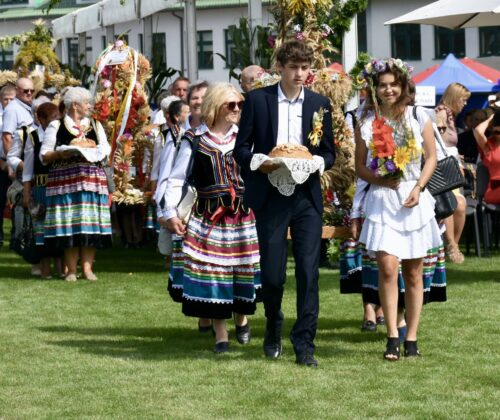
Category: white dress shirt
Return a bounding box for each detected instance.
[154,126,184,218]
[21,126,45,183]
[276,84,304,146]
[2,97,33,135]
[0,106,4,159]
[7,125,33,172]
[162,124,238,221]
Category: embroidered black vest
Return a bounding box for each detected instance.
[31,129,49,186]
[55,118,97,147]
[187,134,245,213]
[160,124,181,147]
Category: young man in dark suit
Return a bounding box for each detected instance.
[234,40,335,367]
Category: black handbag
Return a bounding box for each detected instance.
[426,126,465,195]
[433,190,458,220]
[12,211,41,264]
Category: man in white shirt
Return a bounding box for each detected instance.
[0,84,16,247]
[2,77,34,158]
[234,40,335,367]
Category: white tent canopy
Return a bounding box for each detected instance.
[74,2,103,34]
[52,0,179,39]
[385,0,500,29]
[52,11,77,39]
[101,0,137,27]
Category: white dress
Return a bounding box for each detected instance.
[358,107,442,259]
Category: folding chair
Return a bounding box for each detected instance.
[476,163,500,256]
[462,163,481,257]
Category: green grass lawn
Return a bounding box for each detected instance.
[1,227,500,419]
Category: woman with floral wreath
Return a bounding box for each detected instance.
[354,58,441,360]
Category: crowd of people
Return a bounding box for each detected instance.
[1,39,500,365]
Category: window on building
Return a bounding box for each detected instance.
[479,26,500,57]
[357,10,367,53]
[67,37,92,72]
[0,46,13,70]
[101,35,107,50]
[434,27,465,59]
[67,38,79,72]
[224,29,241,68]
[86,36,92,55]
[197,30,213,70]
[0,0,29,6]
[391,24,421,61]
[138,33,144,54]
[152,33,166,67]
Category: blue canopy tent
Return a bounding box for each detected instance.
[417,53,498,114]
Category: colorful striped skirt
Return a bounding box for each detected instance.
[44,161,112,249]
[32,185,47,247]
[339,239,447,306]
[168,208,261,319]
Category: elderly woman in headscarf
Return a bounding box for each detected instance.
[40,87,112,282]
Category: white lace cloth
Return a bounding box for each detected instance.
[250,153,325,196]
[56,145,107,163]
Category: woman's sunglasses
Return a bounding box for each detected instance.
[223,101,244,111]
[437,126,447,134]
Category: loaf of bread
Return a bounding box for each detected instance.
[69,138,97,148]
[268,144,313,160]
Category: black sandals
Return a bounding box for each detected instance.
[404,340,421,357]
[384,337,401,361]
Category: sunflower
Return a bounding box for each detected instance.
[394,147,411,171]
[406,137,421,159]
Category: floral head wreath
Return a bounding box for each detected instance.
[362,58,414,116]
[362,58,413,82]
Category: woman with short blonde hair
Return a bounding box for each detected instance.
[435,82,470,264]
[163,82,259,353]
[201,83,243,128]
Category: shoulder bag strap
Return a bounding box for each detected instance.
[413,105,449,158]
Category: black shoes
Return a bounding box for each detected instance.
[361,319,377,332]
[235,323,251,345]
[263,342,282,359]
[404,340,421,357]
[263,324,282,359]
[214,341,229,353]
[384,337,401,361]
[295,353,318,367]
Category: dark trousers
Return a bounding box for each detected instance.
[254,185,322,356]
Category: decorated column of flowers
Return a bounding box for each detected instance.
[91,40,152,205]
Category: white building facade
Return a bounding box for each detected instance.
[0,0,498,82]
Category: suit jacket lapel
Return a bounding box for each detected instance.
[266,85,279,146]
[302,89,312,146]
